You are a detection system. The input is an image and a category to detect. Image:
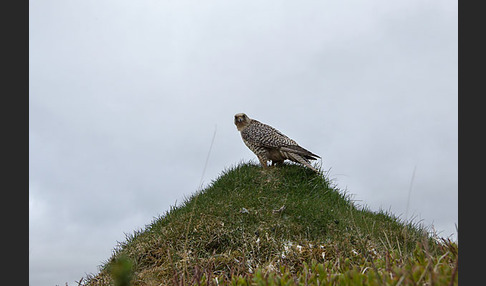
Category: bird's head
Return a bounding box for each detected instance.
[234,113,251,131]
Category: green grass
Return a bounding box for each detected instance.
[83,162,457,285]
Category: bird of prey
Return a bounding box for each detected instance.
[234,113,320,172]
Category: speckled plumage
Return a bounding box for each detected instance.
[234,113,320,172]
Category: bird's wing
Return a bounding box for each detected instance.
[280,145,320,160]
[242,121,298,149]
[242,121,320,160]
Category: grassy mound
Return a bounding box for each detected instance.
[84,162,457,285]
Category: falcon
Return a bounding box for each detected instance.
[234,113,320,172]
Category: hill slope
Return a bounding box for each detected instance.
[84,162,457,285]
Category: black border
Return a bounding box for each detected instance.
[4,0,29,285]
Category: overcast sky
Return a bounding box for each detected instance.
[29,1,457,285]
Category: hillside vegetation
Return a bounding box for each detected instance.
[83,162,457,285]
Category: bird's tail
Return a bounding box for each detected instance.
[287,153,319,172]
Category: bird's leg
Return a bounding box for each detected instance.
[257,156,269,169]
[271,160,284,168]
